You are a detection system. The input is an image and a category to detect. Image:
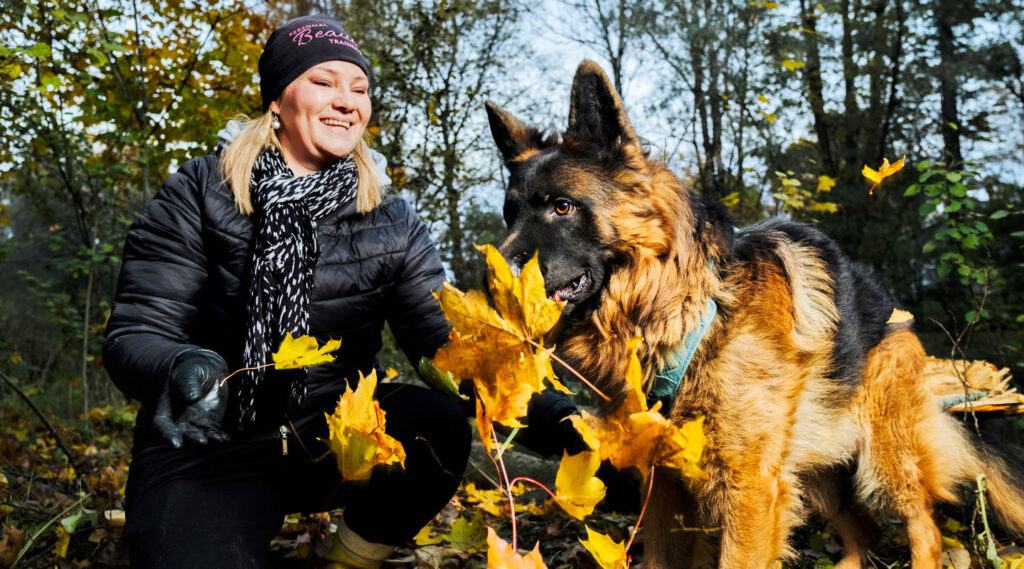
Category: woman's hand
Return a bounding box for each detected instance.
[154,349,231,448]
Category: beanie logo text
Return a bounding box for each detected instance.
[289,23,360,51]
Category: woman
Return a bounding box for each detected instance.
[103,15,470,569]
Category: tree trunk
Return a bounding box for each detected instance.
[936,0,963,166]
[801,0,835,174]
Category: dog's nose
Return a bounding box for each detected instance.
[506,250,532,276]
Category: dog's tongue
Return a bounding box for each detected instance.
[554,291,562,302]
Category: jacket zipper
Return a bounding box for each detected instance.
[279,424,289,456]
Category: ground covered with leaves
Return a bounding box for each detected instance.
[2,402,1023,569]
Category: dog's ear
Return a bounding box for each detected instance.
[567,60,637,152]
[485,100,539,165]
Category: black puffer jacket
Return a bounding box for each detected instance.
[103,154,450,431]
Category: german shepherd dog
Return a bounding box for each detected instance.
[486,61,1024,569]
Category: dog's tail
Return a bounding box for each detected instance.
[963,430,1024,535]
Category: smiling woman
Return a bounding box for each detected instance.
[102,14,470,569]
[270,60,372,175]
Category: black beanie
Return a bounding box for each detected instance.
[258,15,370,112]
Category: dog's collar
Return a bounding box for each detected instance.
[647,296,717,412]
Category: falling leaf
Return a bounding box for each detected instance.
[782,58,806,71]
[323,370,406,481]
[554,450,607,520]
[432,245,566,450]
[580,526,628,569]
[862,156,906,194]
[762,111,777,123]
[887,309,914,324]
[568,339,706,481]
[758,94,770,104]
[272,333,341,370]
[486,528,548,569]
[817,175,836,192]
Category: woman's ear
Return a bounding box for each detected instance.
[268,99,282,115]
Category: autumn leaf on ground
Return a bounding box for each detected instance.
[486,528,548,569]
[580,526,628,569]
[554,450,607,520]
[862,155,906,194]
[273,333,341,370]
[447,510,488,552]
[323,370,405,481]
[569,338,707,481]
[464,482,509,517]
[431,244,567,450]
[413,524,444,546]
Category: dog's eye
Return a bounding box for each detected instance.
[553,198,575,216]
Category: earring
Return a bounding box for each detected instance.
[272,113,281,130]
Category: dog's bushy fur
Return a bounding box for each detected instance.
[487,61,1024,569]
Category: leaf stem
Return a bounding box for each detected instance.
[218,362,274,387]
[625,467,657,556]
[524,337,611,402]
[492,428,518,550]
[509,476,558,502]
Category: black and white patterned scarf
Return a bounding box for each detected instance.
[239,148,358,424]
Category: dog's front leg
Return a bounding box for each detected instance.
[642,467,717,569]
[717,474,798,569]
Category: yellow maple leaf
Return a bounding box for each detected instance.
[448,511,489,552]
[762,111,777,123]
[569,340,706,481]
[323,370,406,481]
[862,155,906,194]
[432,245,566,450]
[782,58,806,71]
[414,524,444,546]
[272,333,341,370]
[817,175,836,192]
[486,528,548,569]
[579,526,628,569]
[554,450,607,520]
[464,482,509,517]
[757,94,770,104]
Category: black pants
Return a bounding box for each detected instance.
[124,383,471,569]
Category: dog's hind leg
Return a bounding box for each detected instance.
[853,328,947,569]
[803,466,879,569]
[642,468,714,569]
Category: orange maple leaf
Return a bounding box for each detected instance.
[568,338,707,481]
[323,370,405,481]
[486,528,548,569]
[862,155,906,194]
[431,244,568,450]
[579,526,628,569]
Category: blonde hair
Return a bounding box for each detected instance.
[218,110,388,215]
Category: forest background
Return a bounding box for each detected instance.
[0,0,1022,566]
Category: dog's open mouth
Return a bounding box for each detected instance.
[548,271,590,303]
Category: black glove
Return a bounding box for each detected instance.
[514,391,589,458]
[153,349,231,448]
